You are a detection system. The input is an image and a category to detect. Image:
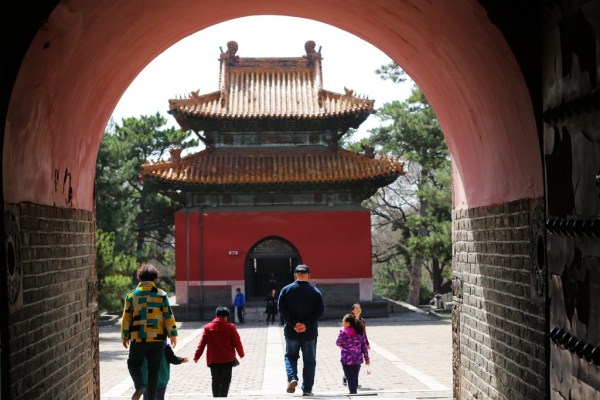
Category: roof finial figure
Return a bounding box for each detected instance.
[304,40,321,65]
[170,147,183,163]
[220,40,239,65]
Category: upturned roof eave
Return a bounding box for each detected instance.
[142,174,401,193]
[168,109,375,133]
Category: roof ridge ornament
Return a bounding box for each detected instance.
[170,147,183,164]
[304,40,321,65]
[220,40,239,66]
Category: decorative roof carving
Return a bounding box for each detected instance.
[220,40,239,66]
[304,40,321,65]
[169,147,183,164]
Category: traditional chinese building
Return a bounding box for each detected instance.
[141,40,404,318]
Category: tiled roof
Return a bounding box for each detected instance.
[140,147,404,187]
[168,41,375,121]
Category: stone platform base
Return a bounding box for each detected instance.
[172,297,412,322]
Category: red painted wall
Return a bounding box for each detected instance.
[175,208,372,282]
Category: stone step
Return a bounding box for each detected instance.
[237,306,275,323]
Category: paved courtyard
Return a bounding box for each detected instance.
[100,310,452,399]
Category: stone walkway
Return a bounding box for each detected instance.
[100,310,452,399]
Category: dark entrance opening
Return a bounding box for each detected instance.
[245,237,300,300]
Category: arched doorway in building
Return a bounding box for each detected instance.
[245,237,299,300]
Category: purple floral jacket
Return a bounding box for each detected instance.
[336,326,369,365]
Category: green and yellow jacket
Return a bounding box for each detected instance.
[121,281,178,342]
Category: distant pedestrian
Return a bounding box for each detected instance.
[141,342,189,400]
[343,303,370,386]
[336,314,370,394]
[268,272,279,290]
[278,264,324,396]
[233,288,245,324]
[194,306,245,397]
[351,303,369,346]
[121,263,179,400]
[265,289,278,325]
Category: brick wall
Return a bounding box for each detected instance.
[452,199,547,399]
[6,203,98,400]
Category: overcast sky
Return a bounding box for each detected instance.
[110,15,415,142]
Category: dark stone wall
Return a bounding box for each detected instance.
[188,285,231,305]
[452,199,547,400]
[542,2,600,398]
[317,283,360,304]
[4,203,98,400]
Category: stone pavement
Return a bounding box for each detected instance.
[100,310,452,399]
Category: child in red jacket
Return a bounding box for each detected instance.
[194,306,245,397]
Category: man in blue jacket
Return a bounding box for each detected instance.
[277,264,324,397]
[233,287,245,323]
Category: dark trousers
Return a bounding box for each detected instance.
[342,364,361,394]
[210,363,233,397]
[236,307,244,323]
[143,386,166,400]
[128,341,165,400]
[266,312,276,324]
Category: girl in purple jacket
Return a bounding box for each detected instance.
[335,314,370,394]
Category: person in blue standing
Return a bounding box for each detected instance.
[277,264,325,397]
[233,287,245,324]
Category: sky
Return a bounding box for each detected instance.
[110,15,415,144]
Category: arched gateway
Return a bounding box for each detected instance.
[2,1,599,399]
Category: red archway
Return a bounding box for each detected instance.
[3,0,542,212]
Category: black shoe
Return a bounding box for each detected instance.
[303,392,314,396]
[342,377,347,386]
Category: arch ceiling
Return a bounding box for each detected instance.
[3,0,542,211]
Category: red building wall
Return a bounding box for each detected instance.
[175,208,372,284]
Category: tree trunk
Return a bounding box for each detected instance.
[431,259,442,292]
[408,168,429,305]
[136,186,148,254]
[407,257,423,305]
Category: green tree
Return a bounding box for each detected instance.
[96,113,197,258]
[96,229,137,313]
[375,62,408,84]
[95,113,198,310]
[367,81,452,305]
